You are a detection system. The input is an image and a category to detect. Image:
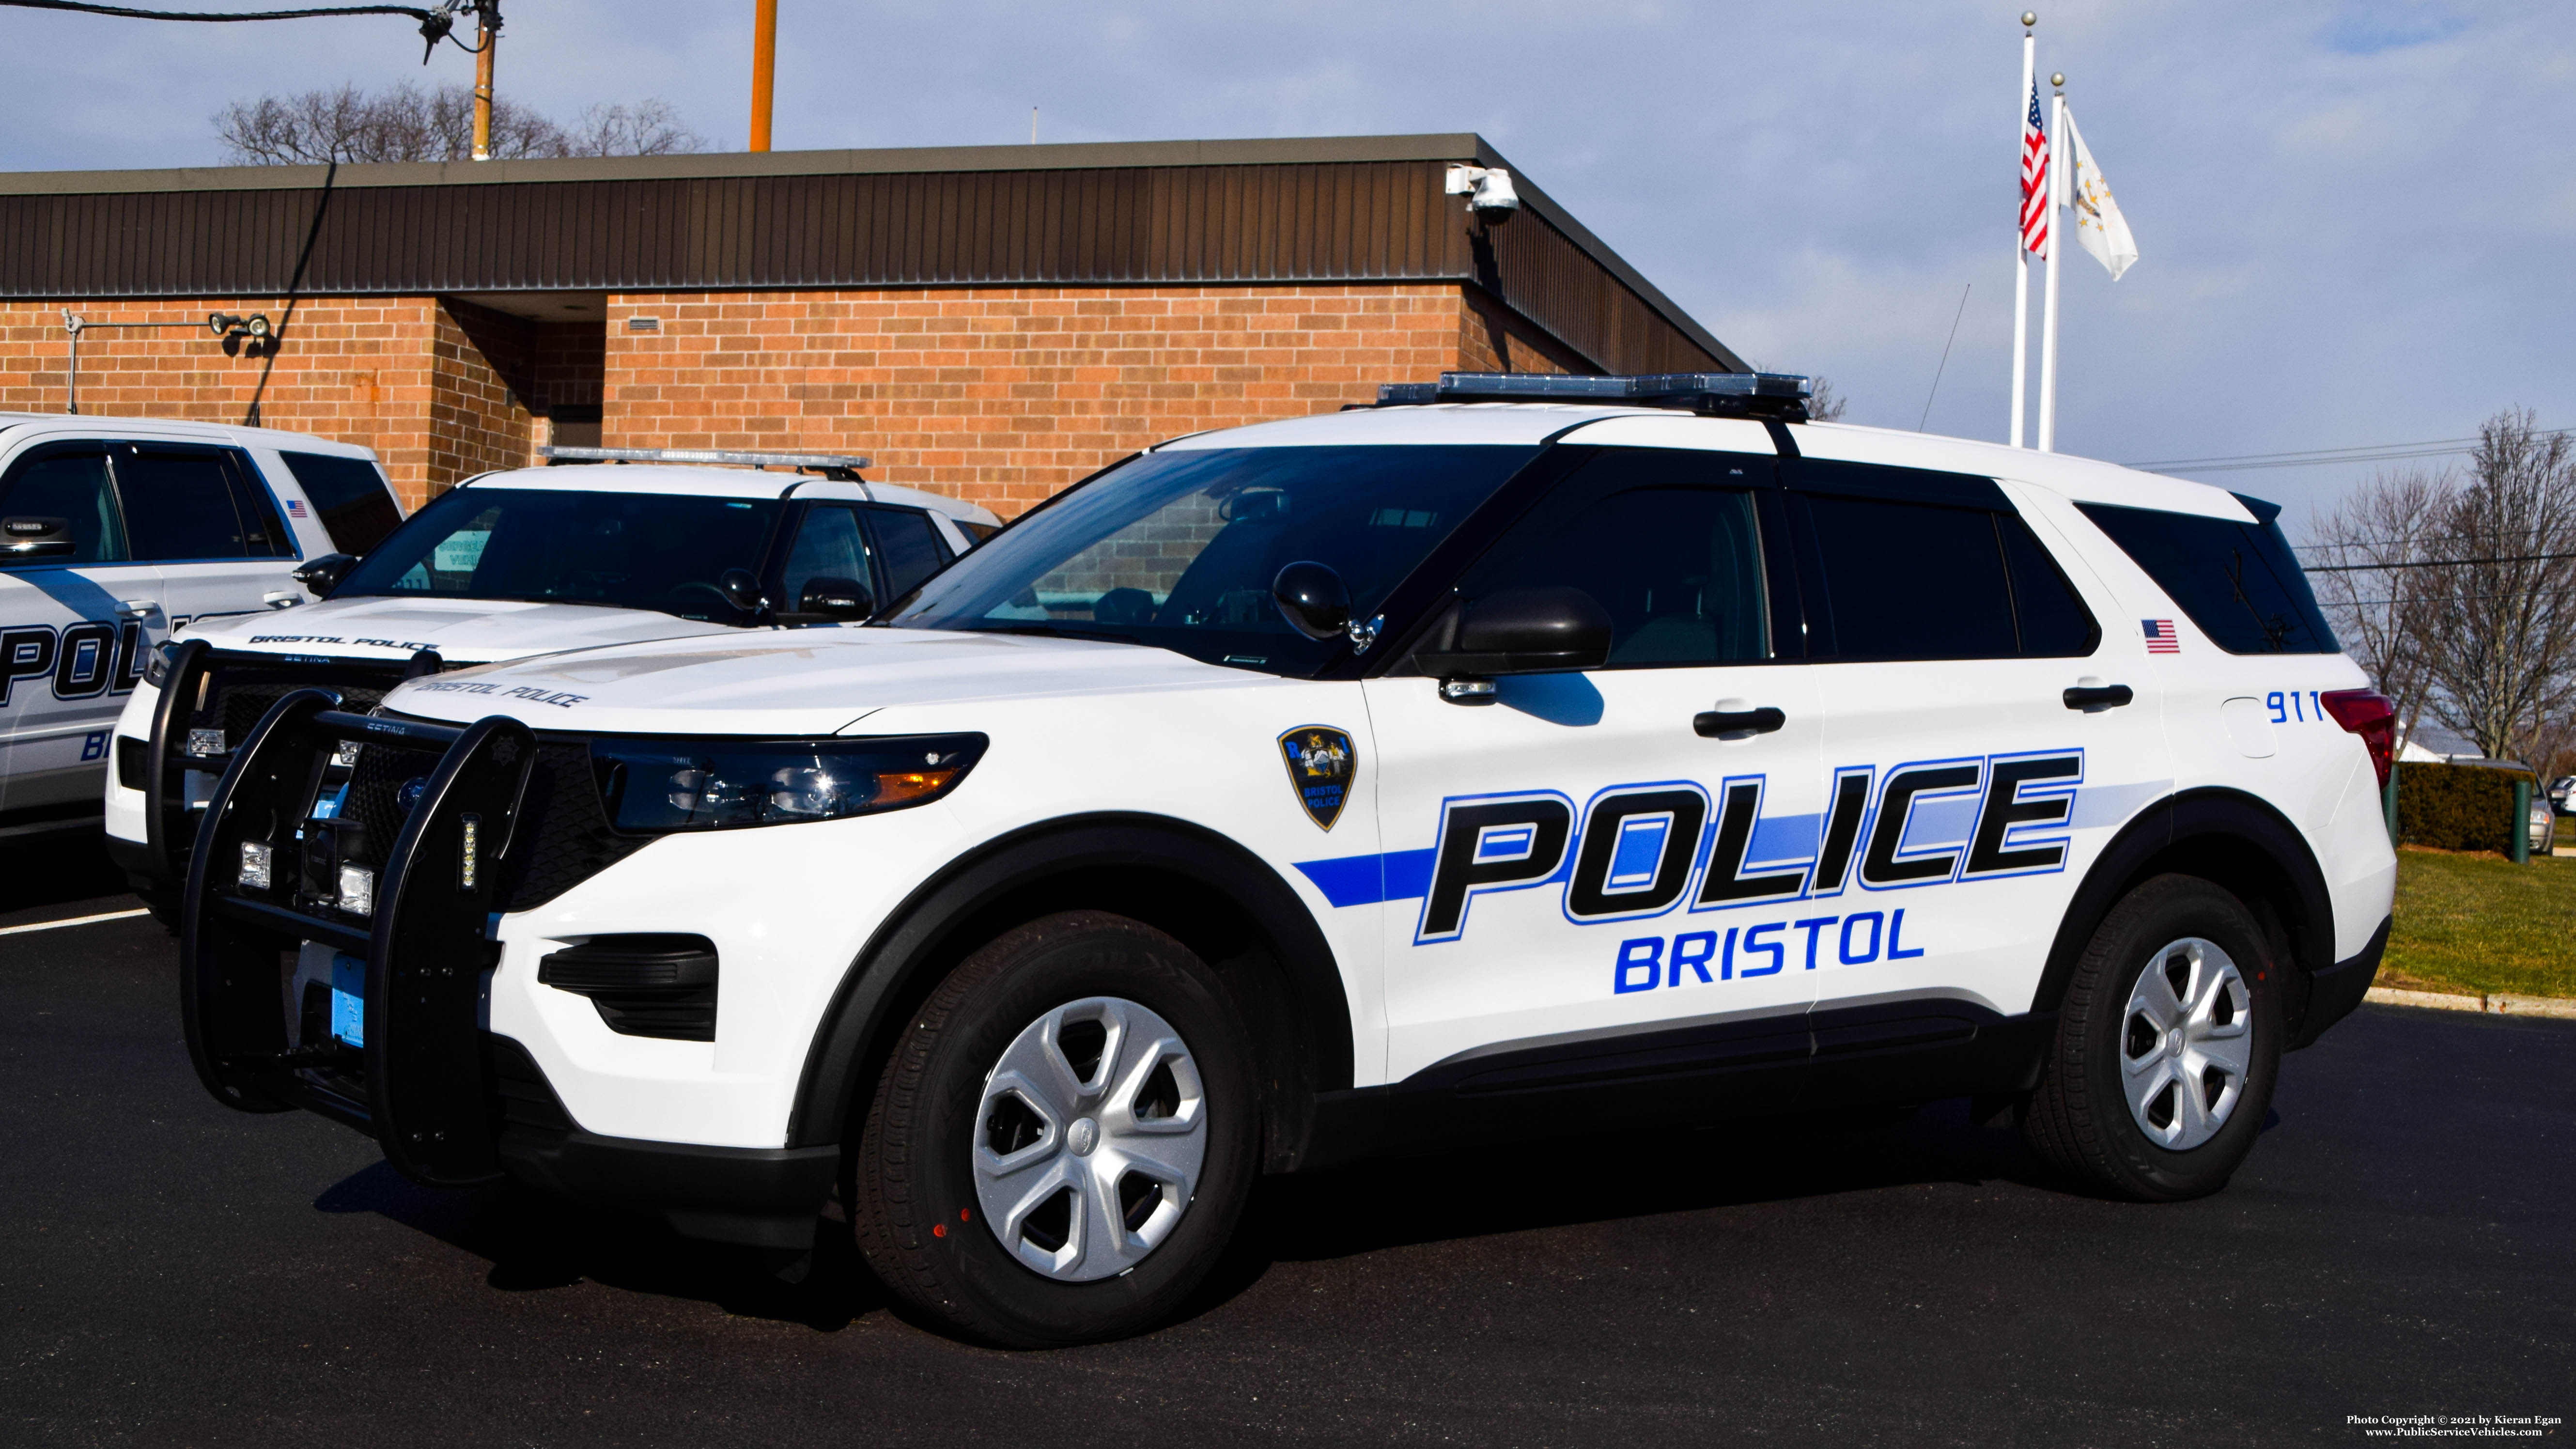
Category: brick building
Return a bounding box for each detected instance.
[0,135,1741,517]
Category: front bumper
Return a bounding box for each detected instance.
[179,688,834,1245]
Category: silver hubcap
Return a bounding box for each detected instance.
[972,996,1207,1282]
[2121,937,2254,1151]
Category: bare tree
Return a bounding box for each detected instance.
[215,82,704,165]
[2415,408,2576,762]
[1806,374,1848,422]
[2310,467,2445,748]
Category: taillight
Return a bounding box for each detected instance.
[2320,688,2396,790]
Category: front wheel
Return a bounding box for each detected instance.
[851,912,1258,1347]
[2022,874,2284,1201]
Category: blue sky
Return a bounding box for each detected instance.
[3,0,2565,539]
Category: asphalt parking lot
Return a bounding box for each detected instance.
[3,836,2570,1448]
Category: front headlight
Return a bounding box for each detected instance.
[589,733,987,833]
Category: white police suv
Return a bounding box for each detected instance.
[109,448,996,916]
[178,374,2397,1348]
[0,414,394,847]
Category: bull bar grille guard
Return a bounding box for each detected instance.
[143,639,411,896]
[181,687,543,1187]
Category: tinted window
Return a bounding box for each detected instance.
[782,504,873,609]
[279,451,402,554]
[333,487,784,624]
[2078,500,2337,654]
[1998,514,2099,656]
[867,506,950,599]
[0,447,128,565]
[117,447,288,560]
[889,444,1539,676]
[1458,456,1770,665]
[1800,494,2017,660]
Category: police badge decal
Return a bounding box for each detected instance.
[1277,726,1356,831]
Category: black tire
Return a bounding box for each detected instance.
[851,911,1259,1348]
[2022,874,2284,1201]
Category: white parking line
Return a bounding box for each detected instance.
[0,907,153,938]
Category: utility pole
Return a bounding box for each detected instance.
[471,0,503,160]
[750,0,777,152]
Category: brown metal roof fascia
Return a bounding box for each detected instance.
[0,133,1738,372]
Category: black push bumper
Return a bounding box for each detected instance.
[179,688,833,1245]
[2292,914,2390,1050]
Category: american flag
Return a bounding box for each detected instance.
[2020,82,2051,257]
[285,499,308,518]
[2143,619,2179,654]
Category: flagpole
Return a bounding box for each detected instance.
[2011,13,2034,448]
[2038,74,2065,453]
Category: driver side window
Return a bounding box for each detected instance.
[0,446,129,566]
[1457,451,1773,667]
[782,505,873,609]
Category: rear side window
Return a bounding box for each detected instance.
[114,446,291,561]
[1797,494,2098,660]
[866,506,952,600]
[2078,500,2337,654]
[280,451,402,554]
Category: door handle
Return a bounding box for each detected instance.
[2064,684,2135,711]
[116,598,159,620]
[1694,706,1786,738]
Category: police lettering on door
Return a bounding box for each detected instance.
[0,619,151,707]
[1406,748,2084,996]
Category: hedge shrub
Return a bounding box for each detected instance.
[2397,761,2530,854]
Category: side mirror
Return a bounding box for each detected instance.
[1,516,75,561]
[1272,560,1350,641]
[290,552,357,597]
[1416,585,1612,692]
[718,568,768,614]
[797,575,875,621]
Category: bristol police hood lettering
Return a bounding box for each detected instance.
[1279,726,1356,830]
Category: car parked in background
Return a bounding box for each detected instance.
[107,448,998,917]
[0,415,389,846]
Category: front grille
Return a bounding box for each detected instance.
[497,741,651,910]
[355,714,654,913]
[184,653,404,758]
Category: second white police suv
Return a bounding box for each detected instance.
[180,374,2400,1348]
[107,447,996,917]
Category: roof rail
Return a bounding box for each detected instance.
[537,445,871,479]
[1374,371,1813,421]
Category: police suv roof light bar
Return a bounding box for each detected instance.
[538,446,872,480]
[1375,372,1815,421]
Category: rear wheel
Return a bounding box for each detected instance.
[851,911,1257,1347]
[2023,874,2283,1200]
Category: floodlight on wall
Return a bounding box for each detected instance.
[1443,165,1521,224]
[208,312,273,341]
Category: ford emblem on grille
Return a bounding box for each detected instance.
[397,776,429,813]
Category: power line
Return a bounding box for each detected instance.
[2308,550,2576,573]
[2123,426,2573,475]
[0,0,480,60]
[0,0,432,21]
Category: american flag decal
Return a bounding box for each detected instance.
[2142,619,2179,654]
[285,499,308,517]
[2020,82,2051,257]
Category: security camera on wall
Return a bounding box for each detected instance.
[1444,165,1521,224]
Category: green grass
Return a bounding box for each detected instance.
[2380,847,2576,1000]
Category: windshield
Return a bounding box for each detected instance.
[333,487,784,624]
[885,444,1539,674]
